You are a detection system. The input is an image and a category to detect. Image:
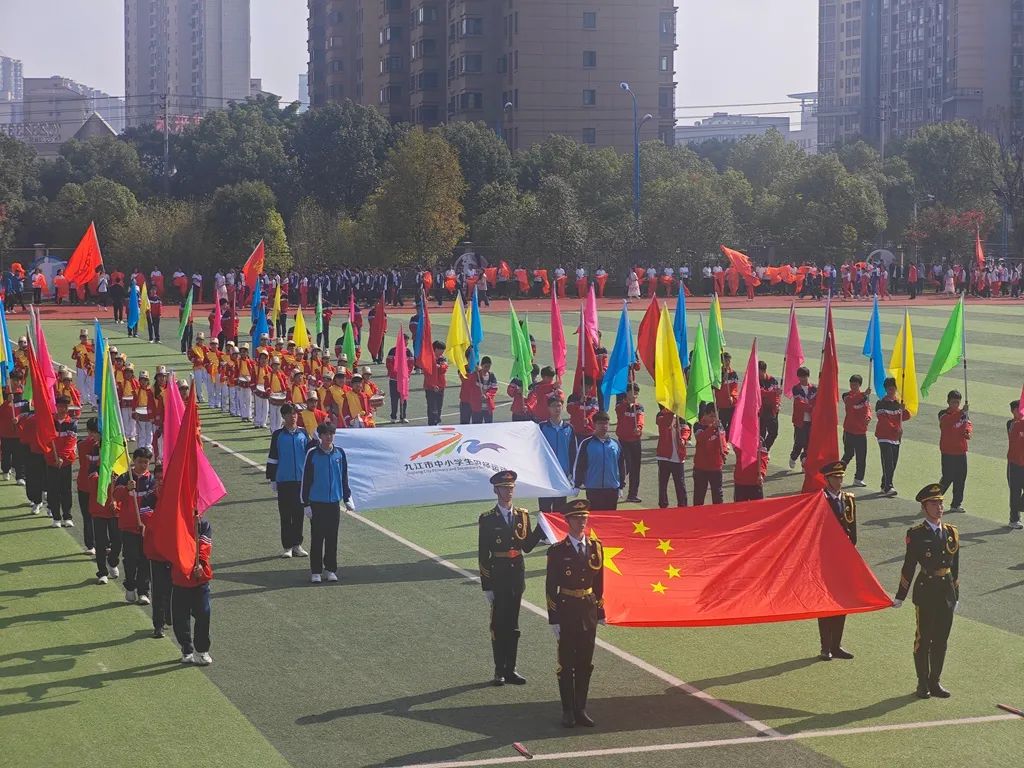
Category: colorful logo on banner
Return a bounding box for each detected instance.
[408,427,505,461]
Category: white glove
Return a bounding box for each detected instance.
[345,500,355,512]
[484,591,495,606]
[953,601,959,613]
[304,506,313,519]
[551,624,560,639]
[892,598,903,608]
[269,482,277,493]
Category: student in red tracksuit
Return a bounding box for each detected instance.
[789,367,816,469]
[655,406,691,507]
[758,361,782,453]
[693,404,729,505]
[88,444,121,584]
[527,367,562,422]
[507,376,532,422]
[0,384,22,482]
[113,447,157,605]
[840,374,872,487]
[76,418,100,554]
[1007,400,1024,530]
[18,409,46,514]
[459,357,498,424]
[733,441,770,502]
[567,379,598,444]
[714,352,739,436]
[938,390,972,513]
[172,513,214,665]
[875,377,911,496]
[615,384,645,503]
[45,395,78,527]
[422,341,448,426]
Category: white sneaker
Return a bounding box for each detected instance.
[400,418,410,424]
[5,470,12,480]
[109,566,119,579]
[16,478,25,486]
[195,652,213,666]
[1009,521,1024,530]
[50,519,61,528]
[63,519,75,528]
[84,547,95,555]
[310,573,322,584]
[292,546,308,557]
[326,571,338,582]
[886,488,898,498]
[138,594,151,605]
[125,589,137,603]
[180,653,194,664]
[788,458,796,469]
[31,503,41,514]
[97,575,108,585]
[280,548,293,558]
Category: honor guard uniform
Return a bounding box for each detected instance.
[478,470,546,686]
[818,461,857,660]
[546,499,604,728]
[893,483,959,699]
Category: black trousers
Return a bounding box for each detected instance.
[310,501,341,574]
[24,450,45,504]
[1,436,19,475]
[122,531,150,595]
[277,481,305,549]
[759,414,779,453]
[718,407,735,437]
[92,518,121,578]
[1009,462,1024,524]
[77,490,94,549]
[459,402,472,424]
[112,301,124,322]
[692,468,723,506]
[45,463,73,521]
[490,588,525,675]
[841,432,868,481]
[150,560,172,629]
[539,496,567,512]
[172,582,211,655]
[149,316,161,342]
[585,488,619,511]
[657,461,687,508]
[878,441,901,491]
[914,601,954,683]
[556,600,598,715]
[818,614,847,653]
[790,424,810,462]
[425,389,444,425]
[734,484,764,502]
[620,440,641,498]
[471,409,493,425]
[389,379,407,420]
[939,454,967,509]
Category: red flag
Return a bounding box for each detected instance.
[720,245,761,287]
[550,289,567,377]
[541,493,891,626]
[572,308,599,395]
[348,291,356,325]
[395,325,410,401]
[149,386,201,575]
[416,298,435,372]
[729,339,762,469]
[781,303,805,398]
[975,228,986,269]
[636,295,660,379]
[242,240,265,289]
[210,296,222,338]
[26,343,56,456]
[802,304,839,492]
[368,293,387,359]
[64,222,104,291]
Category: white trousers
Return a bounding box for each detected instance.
[269,403,282,431]
[120,407,137,439]
[220,383,230,413]
[193,369,209,401]
[135,420,154,450]
[254,396,268,426]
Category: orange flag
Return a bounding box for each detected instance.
[974,228,986,269]
[242,240,265,289]
[541,494,891,626]
[64,222,104,289]
[720,245,761,287]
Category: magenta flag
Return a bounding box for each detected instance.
[729,339,763,469]
[584,285,599,344]
[29,307,57,410]
[551,289,567,377]
[782,303,805,398]
[348,290,356,325]
[395,326,410,401]
[210,297,223,338]
[164,373,226,513]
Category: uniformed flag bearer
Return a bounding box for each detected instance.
[817,461,857,660]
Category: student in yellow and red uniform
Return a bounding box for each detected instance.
[341,374,376,428]
[132,371,158,451]
[937,390,972,513]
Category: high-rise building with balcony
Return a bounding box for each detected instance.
[0,52,24,125]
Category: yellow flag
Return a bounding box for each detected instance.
[293,306,310,348]
[654,305,687,416]
[445,293,471,376]
[271,284,281,325]
[140,282,151,337]
[889,309,919,416]
[712,293,726,346]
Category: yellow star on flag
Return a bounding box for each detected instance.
[665,564,681,579]
[651,582,667,594]
[633,520,649,537]
[588,526,623,575]
[656,539,674,555]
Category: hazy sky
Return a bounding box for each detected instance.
[0,0,816,123]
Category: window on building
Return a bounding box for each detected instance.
[659,54,671,72]
[379,55,403,73]
[419,105,440,123]
[459,91,483,110]
[419,71,439,89]
[659,12,675,37]
[583,11,597,29]
[583,50,597,68]
[582,128,596,145]
[330,59,344,72]
[379,85,402,103]
[497,55,508,73]
[458,54,483,73]
[514,49,519,70]
[383,0,403,12]
[380,26,401,44]
[460,18,484,36]
[412,4,438,25]
[582,88,597,106]
[658,86,673,111]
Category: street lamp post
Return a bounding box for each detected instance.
[620,81,652,224]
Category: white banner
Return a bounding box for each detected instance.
[333,422,575,510]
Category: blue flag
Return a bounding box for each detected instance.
[127,282,140,328]
[467,287,484,373]
[0,299,13,384]
[252,305,269,350]
[862,295,886,394]
[94,320,106,430]
[250,279,262,325]
[673,284,689,370]
[600,302,636,405]
[412,293,424,361]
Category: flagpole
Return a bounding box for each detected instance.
[900,307,908,410]
[819,291,832,375]
[782,302,792,392]
[960,293,968,409]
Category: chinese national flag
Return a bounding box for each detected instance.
[542,493,891,627]
[242,240,265,289]
[148,386,201,575]
[64,222,104,289]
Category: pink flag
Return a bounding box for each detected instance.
[30,307,57,410]
[348,290,356,325]
[395,326,410,401]
[729,339,763,469]
[584,285,599,344]
[164,374,226,513]
[1018,381,1024,418]
[210,296,223,338]
[782,303,805,398]
[550,289,567,377]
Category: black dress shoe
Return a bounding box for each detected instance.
[915,682,931,699]
[505,670,527,685]
[831,647,854,660]
[819,651,832,661]
[492,674,505,687]
[928,682,951,698]
[561,711,576,728]
[574,710,595,727]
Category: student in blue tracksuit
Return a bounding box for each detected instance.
[266,403,310,559]
[572,411,625,510]
[538,395,576,512]
[300,423,353,583]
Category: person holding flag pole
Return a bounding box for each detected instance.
[877,308,915,497]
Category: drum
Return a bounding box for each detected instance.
[237,376,251,386]
[120,397,134,408]
[133,407,151,422]
[255,384,268,399]
[294,403,307,412]
[269,392,287,405]
[369,394,385,409]
[68,405,82,415]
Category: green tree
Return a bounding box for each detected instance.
[370,129,466,267]
[473,182,528,263]
[205,181,291,273]
[0,133,38,254]
[643,170,737,261]
[727,129,807,192]
[435,121,514,223]
[519,176,586,264]
[39,136,145,198]
[105,199,206,272]
[903,121,999,212]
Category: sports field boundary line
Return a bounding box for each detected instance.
[391,714,1020,768]
[202,435,782,739]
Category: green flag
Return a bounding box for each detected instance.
[707,301,726,389]
[508,302,532,385]
[176,287,193,343]
[342,321,356,366]
[920,295,964,396]
[97,350,129,504]
[315,288,324,338]
[684,317,714,423]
